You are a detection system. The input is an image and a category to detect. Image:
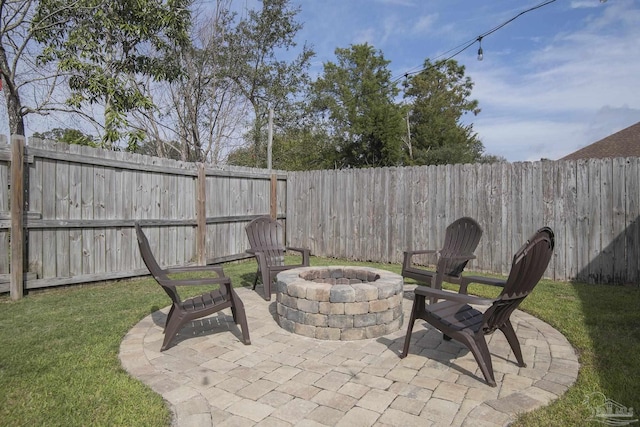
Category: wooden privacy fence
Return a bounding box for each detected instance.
[287,159,640,286]
[0,136,287,300]
[3,136,638,300]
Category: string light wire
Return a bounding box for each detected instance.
[391,0,557,84]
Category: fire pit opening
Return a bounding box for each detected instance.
[276,266,404,340]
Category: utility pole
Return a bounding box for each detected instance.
[267,108,273,170]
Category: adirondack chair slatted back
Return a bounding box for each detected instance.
[482,227,555,334]
[439,217,483,277]
[135,223,180,304]
[246,216,285,266]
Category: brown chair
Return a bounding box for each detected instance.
[245,216,310,301]
[402,217,483,293]
[401,227,555,387]
[135,222,250,351]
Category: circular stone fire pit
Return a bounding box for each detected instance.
[275,266,404,340]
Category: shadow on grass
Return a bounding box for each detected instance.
[571,280,640,416]
[570,217,640,414]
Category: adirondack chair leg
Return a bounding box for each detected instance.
[252,268,260,289]
[161,311,188,351]
[464,333,497,387]
[500,320,526,367]
[401,292,426,358]
[164,304,176,332]
[229,288,251,345]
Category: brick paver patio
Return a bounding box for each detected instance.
[119,285,578,426]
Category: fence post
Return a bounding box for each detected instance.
[196,164,206,265]
[10,135,25,300]
[270,174,277,220]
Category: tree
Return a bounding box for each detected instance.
[403,59,483,165]
[32,128,98,146]
[310,43,404,168]
[225,0,314,168]
[0,0,74,136]
[228,121,337,171]
[31,0,192,149]
[130,2,249,163]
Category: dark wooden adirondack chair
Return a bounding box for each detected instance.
[245,216,310,301]
[401,227,555,387]
[135,223,250,351]
[402,217,483,293]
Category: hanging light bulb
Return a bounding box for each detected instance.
[477,37,484,61]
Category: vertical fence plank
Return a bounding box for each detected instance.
[197,164,206,265]
[68,144,83,277]
[0,135,9,275]
[55,143,70,278]
[627,158,640,285]
[499,162,511,274]
[612,158,627,284]
[26,140,43,279]
[563,160,578,281]
[10,136,25,299]
[587,159,602,283]
[510,162,523,264]
[552,161,566,280]
[599,158,614,283]
[575,159,590,283]
[81,146,95,275]
[41,141,57,279]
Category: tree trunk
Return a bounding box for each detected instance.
[0,47,26,136]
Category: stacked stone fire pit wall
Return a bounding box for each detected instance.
[275,266,404,340]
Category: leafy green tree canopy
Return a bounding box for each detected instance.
[32,0,192,149]
[311,43,404,168]
[32,128,98,147]
[403,59,484,165]
[226,0,314,167]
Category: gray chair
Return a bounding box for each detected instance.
[401,227,555,387]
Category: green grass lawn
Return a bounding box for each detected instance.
[1,257,639,426]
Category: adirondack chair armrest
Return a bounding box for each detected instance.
[246,245,286,254]
[285,246,311,263]
[404,249,438,257]
[285,246,308,253]
[413,285,494,306]
[169,276,231,287]
[402,249,438,270]
[165,264,226,278]
[458,275,506,294]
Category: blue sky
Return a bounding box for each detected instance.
[292,0,640,161]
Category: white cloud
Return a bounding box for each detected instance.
[412,14,438,34]
[571,1,603,9]
[475,118,585,161]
